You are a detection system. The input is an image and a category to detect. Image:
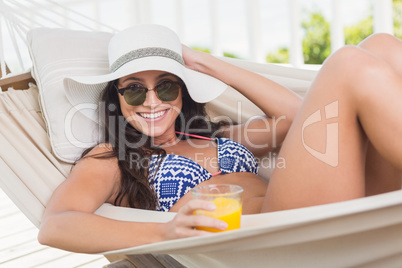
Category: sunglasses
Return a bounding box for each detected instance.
[115,80,182,106]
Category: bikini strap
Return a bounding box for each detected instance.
[175,131,221,176]
[175,131,213,141]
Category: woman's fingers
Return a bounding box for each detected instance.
[179,212,228,231]
[172,214,228,238]
[179,199,216,215]
[181,44,197,71]
[164,200,228,240]
[179,199,228,230]
[181,44,208,73]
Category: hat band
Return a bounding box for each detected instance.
[110,47,185,72]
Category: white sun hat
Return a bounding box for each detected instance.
[64,24,228,118]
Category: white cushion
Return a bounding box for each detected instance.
[27,28,113,163]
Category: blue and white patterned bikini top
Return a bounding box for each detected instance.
[148,137,258,211]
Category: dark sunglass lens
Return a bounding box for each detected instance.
[156,82,180,102]
[124,89,146,106]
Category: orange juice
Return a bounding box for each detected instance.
[195,197,242,232]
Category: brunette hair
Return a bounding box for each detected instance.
[79,77,228,210]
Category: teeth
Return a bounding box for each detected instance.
[140,110,166,119]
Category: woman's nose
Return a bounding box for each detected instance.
[142,88,161,106]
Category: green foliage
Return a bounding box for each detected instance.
[265,11,333,64]
[223,52,240,58]
[344,16,373,45]
[197,1,402,65]
[192,47,211,53]
[394,0,402,39]
[191,47,240,59]
[266,47,289,63]
[301,12,331,64]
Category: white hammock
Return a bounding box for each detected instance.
[1,62,402,268]
[0,0,116,77]
[1,2,402,267]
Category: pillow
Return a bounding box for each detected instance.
[27,28,113,163]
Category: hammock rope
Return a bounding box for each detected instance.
[6,18,24,69]
[0,0,118,79]
[0,13,7,78]
[41,0,118,31]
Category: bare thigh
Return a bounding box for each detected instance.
[359,34,402,195]
[365,142,402,196]
[262,46,402,212]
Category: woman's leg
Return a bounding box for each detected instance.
[365,142,401,195]
[358,34,402,195]
[358,33,402,76]
[262,42,402,212]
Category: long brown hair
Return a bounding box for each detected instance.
[79,77,228,210]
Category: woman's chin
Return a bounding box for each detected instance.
[140,128,169,139]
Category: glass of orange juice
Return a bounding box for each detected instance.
[191,184,243,232]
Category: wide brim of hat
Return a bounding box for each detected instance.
[64,56,228,111]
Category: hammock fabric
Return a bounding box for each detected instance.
[1,61,402,267]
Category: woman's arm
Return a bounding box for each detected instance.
[38,145,226,253]
[182,46,302,156]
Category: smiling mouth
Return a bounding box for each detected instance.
[138,109,168,119]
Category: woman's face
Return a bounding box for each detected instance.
[116,70,183,141]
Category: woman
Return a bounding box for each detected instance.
[39,24,300,253]
[39,24,402,253]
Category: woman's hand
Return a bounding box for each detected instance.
[182,43,301,157]
[181,45,210,74]
[163,199,228,240]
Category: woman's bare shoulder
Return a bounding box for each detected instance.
[43,143,121,216]
[84,143,115,157]
[72,143,120,184]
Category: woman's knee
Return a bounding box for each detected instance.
[358,33,399,49]
[324,46,375,76]
[333,45,390,71]
[321,46,390,96]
